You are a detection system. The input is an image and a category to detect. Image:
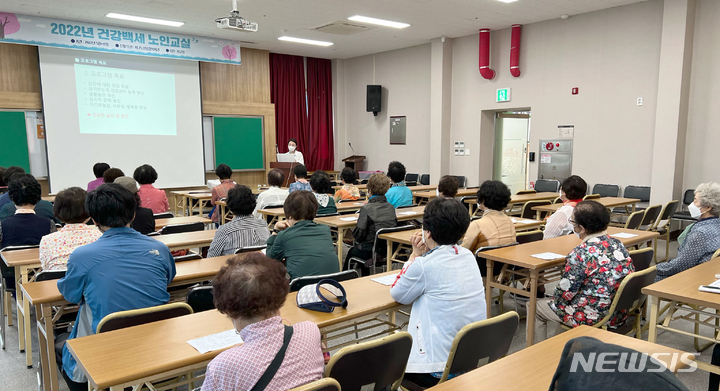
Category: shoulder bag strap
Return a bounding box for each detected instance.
[250,325,294,391]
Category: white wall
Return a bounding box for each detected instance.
[336,44,432,174]
[450,0,664,188]
[684,0,720,189]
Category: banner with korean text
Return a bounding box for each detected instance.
[0,11,241,64]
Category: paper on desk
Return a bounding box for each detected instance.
[531,252,565,260]
[261,248,267,255]
[339,216,358,222]
[371,273,399,286]
[514,219,538,224]
[699,279,720,294]
[398,211,419,215]
[187,329,243,354]
[610,232,638,239]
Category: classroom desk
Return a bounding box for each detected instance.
[41,195,56,203]
[65,272,402,391]
[427,325,694,391]
[22,254,236,391]
[1,230,217,368]
[316,206,425,269]
[171,190,212,217]
[464,192,560,216]
[531,197,641,220]
[257,201,368,228]
[645,256,720,376]
[309,170,340,180]
[412,188,478,205]
[378,218,547,271]
[154,216,212,231]
[480,227,659,347]
[214,188,281,225]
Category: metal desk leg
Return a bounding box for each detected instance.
[182,196,188,217]
[648,295,660,343]
[485,260,493,318]
[337,229,344,271]
[36,302,59,391]
[386,240,393,272]
[16,266,33,367]
[526,270,539,348]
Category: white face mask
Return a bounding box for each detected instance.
[436,188,441,198]
[288,145,296,152]
[421,227,427,246]
[688,202,703,219]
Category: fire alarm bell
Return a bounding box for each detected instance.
[572,87,579,95]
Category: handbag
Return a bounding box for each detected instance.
[296,279,348,313]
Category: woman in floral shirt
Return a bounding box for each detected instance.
[534,200,634,343]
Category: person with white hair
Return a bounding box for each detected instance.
[656,182,720,281]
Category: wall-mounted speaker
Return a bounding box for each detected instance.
[367,85,382,116]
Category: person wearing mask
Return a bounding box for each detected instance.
[309,171,337,216]
[543,175,587,239]
[39,187,102,270]
[133,164,170,214]
[201,253,324,390]
[437,175,459,198]
[287,138,304,165]
[207,185,270,257]
[385,161,413,208]
[56,184,175,391]
[334,167,361,202]
[210,164,236,224]
[288,164,312,193]
[114,176,156,235]
[655,182,720,281]
[87,162,110,192]
[534,201,635,343]
[253,169,290,219]
[345,173,397,275]
[265,191,339,279]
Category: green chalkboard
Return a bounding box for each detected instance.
[0,112,30,172]
[213,116,265,171]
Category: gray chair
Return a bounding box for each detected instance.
[613,185,651,215]
[452,175,468,188]
[628,248,654,271]
[582,194,601,200]
[520,200,551,220]
[516,230,543,244]
[419,174,430,186]
[401,312,519,390]
[34,270,66,282]
[97,303,193,333]
[405,173,419,187]
[348,225,417,274]
[186,286,215,313]
[516,190,536,195]
[159,222,205,235]
[234,245,267,254]
[653,200,679,262]
[673,189,696,222]
[289,378,341,391]
[153,212,174,219]
[592,184,621,198]
[623,210,645,230]
[639,204,663,231]
[325,331,413,391]
[534,179,560,193]
[289,269,360,292]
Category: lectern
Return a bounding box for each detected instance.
[269,162,297,187]
[342,155,366,178]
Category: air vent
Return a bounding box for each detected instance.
[239,41,257,44]
[311,21,370,35]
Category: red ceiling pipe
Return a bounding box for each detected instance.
[510,24,522,78]
[478,28,495,80]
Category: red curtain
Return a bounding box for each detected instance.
[306,57,334,171]
[270,53,308,158]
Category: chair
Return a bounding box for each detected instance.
[628,248,654,271]
[348,225,417,274]
[289,378,341,391]
[289,270,360,292]
[186,286,215,313]
[360,179,369,185]
[639,204,662,231]
[516,190,536,195]
[673,189,697,222]
[592,184,621,198]
[520,200,551,220]
[613,185,651,215]
[153,212,174,219]
[552,197,562,204]
[583,194,601,200]
[623,210,645,230]
[338,198,366,203]
[401,312,519,390]
[234,245,267,254]
[96,302,194,333]
[452,176,467,188]
[325,331,413,391]
[397,204,419,209]
[534,179,560,193]
[405,173,419,187]
[173,253,203,262]
[561,267,658,338]
[317,212,341,218]
[419,174,430,186]
[516,230,543,244]
[653,200,679,263]
[1,245,39,350]
[159,221,205,235]
[34,270,66,282]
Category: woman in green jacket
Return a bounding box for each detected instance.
[266,190,339,279]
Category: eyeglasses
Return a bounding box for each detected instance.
[568,218,576,225]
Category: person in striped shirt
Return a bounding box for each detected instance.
[207,185,270,257]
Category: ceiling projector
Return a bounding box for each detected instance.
[216,0,258,32]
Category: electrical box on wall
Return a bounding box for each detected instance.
[538,139,573,181]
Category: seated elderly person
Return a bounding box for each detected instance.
[535,201,635,343]
[390,198,486,387]
[266,191,339,279]
[39,187,102,270]
[656,182,720,281]
[543,175,587,239]
[207,185,270,257]
[461,180,516,254]
[202,253,324,390]
[0,173,56,249]
[114,177,155,235]
[437,175,459,198]
[289,164,312,193]
[309,170,337,215]
[334,167,361,202]
[253,169,289,219]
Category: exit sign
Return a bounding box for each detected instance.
[496,88,512,103]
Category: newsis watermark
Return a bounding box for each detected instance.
[570,352,697,373]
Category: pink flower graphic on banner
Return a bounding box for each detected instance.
[222,45,237,60]
[0,13,20,39]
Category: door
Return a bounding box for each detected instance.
[493,113,530,194]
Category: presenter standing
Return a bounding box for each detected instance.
[287,138,305,165]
